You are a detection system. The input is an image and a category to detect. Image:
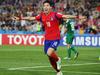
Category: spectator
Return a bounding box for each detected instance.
[0,0,100,34]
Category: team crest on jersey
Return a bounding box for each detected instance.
[50,17,54,21]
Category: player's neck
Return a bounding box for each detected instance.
[45,11,52,15]
[45,12,50,15]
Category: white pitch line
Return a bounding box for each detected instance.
[7,62,100,70]
[7,69,100,75]
[8,65,50,70]
[27,70,100,75]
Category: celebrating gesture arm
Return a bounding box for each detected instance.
[62,15,86,19]
[12,16,36,21]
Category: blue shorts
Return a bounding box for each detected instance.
[44,40,60,54]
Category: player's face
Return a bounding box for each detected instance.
[43,3,51,14]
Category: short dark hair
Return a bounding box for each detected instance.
[43,0,51,6]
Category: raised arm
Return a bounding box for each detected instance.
[62,15,76,19]
[62,15,86,19]
[12,16,36,21]
[21,16,36,20]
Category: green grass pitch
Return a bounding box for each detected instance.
[0,45,100,75]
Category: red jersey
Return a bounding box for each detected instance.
[35,12,63,40]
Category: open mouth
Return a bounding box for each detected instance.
[44,8,48,12]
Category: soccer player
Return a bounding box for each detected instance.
[13,1,85,75]
[63,19,79,60]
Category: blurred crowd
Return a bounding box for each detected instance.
[0,0,100,35]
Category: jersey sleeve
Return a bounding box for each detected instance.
[35,14,41,21]
[56,13,63,19]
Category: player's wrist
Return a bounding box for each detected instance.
[19,16,23,20]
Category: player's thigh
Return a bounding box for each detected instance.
[47,48,55,56]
